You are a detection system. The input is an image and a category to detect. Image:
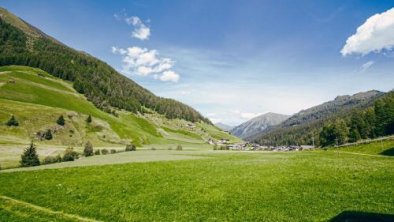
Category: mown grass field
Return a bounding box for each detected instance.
[0,141,393,221]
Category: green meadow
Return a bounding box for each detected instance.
[0,66,239,168]
[0,140,393,221]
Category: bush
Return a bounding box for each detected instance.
[219,145,229,150]
[151,147,156,150]
[44,129,53,140]
[20,142,40,167]
[57,115,65,126]
[43,155,62,164]
[6,115,19,126]
[94,149,101,155]
[213,144,218,150]
[86,115,92,123]
[176,144,183,151]
[110,149,117,154]
[83,141,94,157]
[168,147,173,150]
[62,147,79,161]
[125,144,136,151]
[101,149,109,155]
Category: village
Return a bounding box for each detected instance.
[208,138,315,151]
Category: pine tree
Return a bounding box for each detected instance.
[83,141,94,157]
[6,115,19,126]
[20,142,40,167]
[86,115,92,123]
[57,115,65,126]
[44,129,53,140]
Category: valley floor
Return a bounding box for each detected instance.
[0,142,393,221]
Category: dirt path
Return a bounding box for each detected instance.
[1,150,210,173]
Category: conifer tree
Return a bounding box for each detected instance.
[20,142,40,167]
[86,115,92,123]
[6,115,19,126]
[44,129,53,140]
[57,115,65,126]
[83,141,94,157]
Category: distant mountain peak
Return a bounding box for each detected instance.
[230,112,290,139]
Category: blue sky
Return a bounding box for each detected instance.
[1,0,394,125]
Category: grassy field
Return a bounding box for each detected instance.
[329,139,394,156]
[0,65,239,168]
[0,142,393,221]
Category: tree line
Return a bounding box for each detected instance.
[319,91,394,147]
[253,92,394,147]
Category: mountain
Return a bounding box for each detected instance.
[0,8,240,156]
[249,90,386,145]
[215,123,233,131]
[0,7,209,123]
[0,65,240,168]
[231,113,290,139]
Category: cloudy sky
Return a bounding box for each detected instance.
[2,0,394,125]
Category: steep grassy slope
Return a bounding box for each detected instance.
[0,148,393,221]
[0,66,239,168]
[0,7,209,123]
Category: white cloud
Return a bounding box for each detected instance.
[341,8,394,56]
[159,71,180,82]
[125,16,150,40]
[361,60,374,71]
[112,46,179,82]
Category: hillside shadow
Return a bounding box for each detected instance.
[329,211,394,222]
[380,147,394,156]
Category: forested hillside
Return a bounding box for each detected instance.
[250,90,390,146]
[319,91,394,146]
[0,7,209,123]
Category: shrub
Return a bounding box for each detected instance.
[168,147,173,150]
[6,115,19,126]
[101,149,109,155]
[213,144,218,150]
[43,155,61,164]
[110,149,117,154]
[20,142,40,167]
[94,149,101,155]
[83,141,94,157]
[86,115,92,123]
[219,146,229,150]
[44,129,53,140]
[57,115,65,126]
[125,144,136,151]
[151,147,156,150]
[62,147,79,161]
[176,144,183,151]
